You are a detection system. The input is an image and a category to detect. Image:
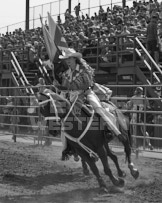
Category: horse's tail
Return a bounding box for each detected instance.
[118,113,132,163]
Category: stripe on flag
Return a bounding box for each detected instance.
[40,15,56,63]
[48,12,68,52]
[47,12,56,42]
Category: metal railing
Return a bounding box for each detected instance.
[0,84,161,154]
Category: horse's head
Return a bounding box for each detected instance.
[37,92,71,120]
[37,92,73,137]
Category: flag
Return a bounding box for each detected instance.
[40,15,56,63]
[48,12,56,42]
[47,12,68,52]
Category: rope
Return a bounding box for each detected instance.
[63,93,78,123]
[63,109,98,159]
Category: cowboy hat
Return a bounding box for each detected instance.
[36,77,45,87]
[135,86,143,92]
[59,48,82,59]
[6,96,13,101]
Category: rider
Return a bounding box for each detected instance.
[58,48,125,150]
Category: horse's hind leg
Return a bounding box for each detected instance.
[97,146,124,187]
[105,144,126,178]
[81,158,90,175]
[122,138,139,179]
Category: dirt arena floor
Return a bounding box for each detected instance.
[0,140,161,203]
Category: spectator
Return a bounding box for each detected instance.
[74,3,80,18]
[36,77,53,146]
[146,14,160,66]
[65,9,71,20]
[126,87,153,150]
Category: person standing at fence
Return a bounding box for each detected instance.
[36,78,53,146]
[3,96,14,128]
[126,87,153,150]
[4,96,19,142]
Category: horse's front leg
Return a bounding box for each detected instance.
[97,146,124,188]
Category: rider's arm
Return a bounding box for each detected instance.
[69,71,91,90]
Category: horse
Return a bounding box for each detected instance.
[36,91,139,192]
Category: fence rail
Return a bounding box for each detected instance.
[0,84,161,154]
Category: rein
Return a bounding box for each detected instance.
[63,93,79,123]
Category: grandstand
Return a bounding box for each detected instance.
[0,0,162,149]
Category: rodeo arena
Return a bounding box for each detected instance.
[0,0,162,202]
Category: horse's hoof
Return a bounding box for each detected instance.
[99,186,108,194]
[83,168,90,176]
[149,144,154,150]
[128,163,139,179]
[111,177,125,187]
[118,170,126,178]
[131,169,139,179]
[117,177,125,187]
[74,155,79,162]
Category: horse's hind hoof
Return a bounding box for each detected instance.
[74,154,79,162]
[118,170,126,178]
[111,177,125,187]
[83,168,90,176]
[99,186,108,194]
[117,177,125,187]
[128,163,139,179]
[131,169,139,179]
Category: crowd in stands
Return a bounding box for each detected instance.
[0,0,162,64]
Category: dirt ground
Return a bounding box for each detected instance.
[0,140,161,203]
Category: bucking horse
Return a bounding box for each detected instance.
[36,90,139,193]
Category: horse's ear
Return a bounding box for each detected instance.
[39,92,50,100]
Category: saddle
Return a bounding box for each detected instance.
[81,104,94,117]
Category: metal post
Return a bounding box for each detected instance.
[33,7,35,29]
[50,2,52,14]
[12,95,17,142]
[25,0,30,30]
[42,4,43,20]
[88,0,90,17]
[122,0,126,8]
[69,0,71,13]
[133,35,136,85]
[59,0,60,16]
